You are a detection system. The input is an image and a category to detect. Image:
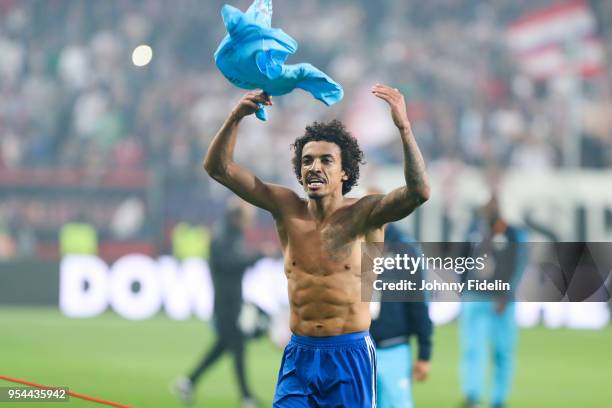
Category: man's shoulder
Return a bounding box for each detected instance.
[343,196,362,206]
[265,184,305,214]
[267,183,301,200]
[340,196,386,238]
[339,194,385,224]
[343,194,380,209]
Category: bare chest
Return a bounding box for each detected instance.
[282,216,360,271]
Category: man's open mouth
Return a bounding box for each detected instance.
[306,176,325,188]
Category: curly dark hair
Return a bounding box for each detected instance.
[291,120,365,195]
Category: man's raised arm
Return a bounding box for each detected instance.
[203,90,295,216]
[361,84,431,229]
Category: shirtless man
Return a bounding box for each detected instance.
[203,84,430,407]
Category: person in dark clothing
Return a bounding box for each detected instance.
[369,223,433,408]
[173,198,263,408]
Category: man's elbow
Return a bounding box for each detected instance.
[202,158,214,175]
[202,158,225,181]
[415,183,431,204]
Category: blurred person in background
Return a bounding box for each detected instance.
[459,194,528,408]
[173,198,270,408]
[369,220,433,408]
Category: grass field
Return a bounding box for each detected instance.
[1,307,611,407]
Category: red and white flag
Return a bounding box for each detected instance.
[507,0,606,79]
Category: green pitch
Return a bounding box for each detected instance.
[1,307,611,407]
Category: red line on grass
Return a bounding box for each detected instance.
[0,375,132,408]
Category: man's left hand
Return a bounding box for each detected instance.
[371,84,411,132]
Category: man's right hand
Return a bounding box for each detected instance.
[230,90,273,121]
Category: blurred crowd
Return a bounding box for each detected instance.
[1,0,611,258]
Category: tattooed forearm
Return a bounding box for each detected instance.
[400,127,430,204]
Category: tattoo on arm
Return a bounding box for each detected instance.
[400,127,429,201]
[365,127,430,229]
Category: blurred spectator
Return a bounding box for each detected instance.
[59,220,98,256]
[171,222,210,261]
[173,199,264,408]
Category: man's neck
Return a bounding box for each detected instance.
[307,191,344,222]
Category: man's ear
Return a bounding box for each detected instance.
[341,171,348,181]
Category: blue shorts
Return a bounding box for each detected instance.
[273,331,377,408]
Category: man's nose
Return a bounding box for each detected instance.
[309,159,322,171]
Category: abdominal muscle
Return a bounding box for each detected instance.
[286,267,371,336]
